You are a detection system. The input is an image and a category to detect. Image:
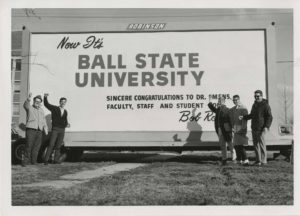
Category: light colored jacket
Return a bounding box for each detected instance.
[230,104,248,134]
[23,99,48,134]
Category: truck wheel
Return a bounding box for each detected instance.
[38,142,48,163]
[12,139,26,164]
[65,148,83,162]
[58,145,68,162]
[280,147,291,162]
[37,135,51,163]
[290,141,294,164]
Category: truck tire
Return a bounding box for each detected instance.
[38,142,48,163]
[37,135,51,163]
[291,140,294,164]
[64,148,84,162]
[12,139,26,164]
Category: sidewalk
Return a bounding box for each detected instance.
[15,163,147,189]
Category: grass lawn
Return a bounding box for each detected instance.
[11,151,293,205]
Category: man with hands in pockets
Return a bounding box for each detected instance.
[230,95,249,166]
[240,90,273,166]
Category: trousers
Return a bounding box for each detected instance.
[24,128,43,164]
[252,130,267,164]
[233,133,248,161]
[234,145,248,161]
[218,128,236,160]
[44,127,65,163]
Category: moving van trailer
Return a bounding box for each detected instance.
[11,9,293,163]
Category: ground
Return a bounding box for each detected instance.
[11,151,293,205]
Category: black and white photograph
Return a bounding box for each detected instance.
[1,1,300,216]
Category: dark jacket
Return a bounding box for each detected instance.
[229,104,248,134]
[243,99,273,132]
[208,102,232,142]
[44,96,69,129]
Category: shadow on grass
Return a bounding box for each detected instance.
[80,151,264,164]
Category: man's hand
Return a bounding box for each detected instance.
[67,123,71,128]
[263,127,269,133]
[239,116,243,120]
[44,93,49,97]
[26,92,32,102]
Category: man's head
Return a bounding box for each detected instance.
[254,90,263,102]
[33,95,42,109]
[59,97,67,108]
[218,96,226,106]
[232,95,241,106]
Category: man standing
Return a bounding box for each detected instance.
[208,96,236,165]
[241,90,273,166]
[230,95,249,166]
[23,93,48,166]
[43,93,70,165]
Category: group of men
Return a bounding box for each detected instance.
[208,90,273,166]
[22,93,69,166]
[21,89,272,167]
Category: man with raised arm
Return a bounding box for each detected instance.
[23,93,48,166]
[208,96,236,165]
[43,93,70,165]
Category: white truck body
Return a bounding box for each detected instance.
[13,9,293,153]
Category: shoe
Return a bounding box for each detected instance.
[53,161,61,164]
[252,162,261,166]
[21,163,26,167]
[242,159,249,164]
[44,161,48,165]
[242,160,250,166]
[222,159,227,166]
